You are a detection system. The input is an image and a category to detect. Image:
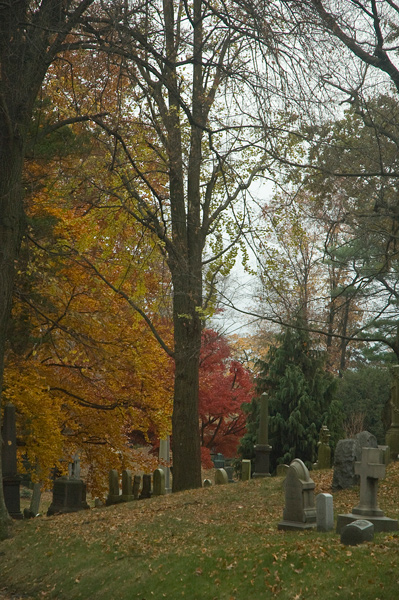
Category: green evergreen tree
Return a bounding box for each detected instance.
[240,318,342,472]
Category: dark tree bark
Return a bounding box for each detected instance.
[0,0,94,539]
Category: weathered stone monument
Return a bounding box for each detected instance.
[47,476,90,516]
[203,478,212,487]
[386,364,399,460]
[215,468,228,485]
[253,393,272,478]
[121,469,134,502]
[332,431,378,491]
[241,459,251,481]
[153,468,166,496]
[133,474,141,499]
[276,464,290,478]
[139,473,152,499]
[1,403,23,519]
[313,425,331,470]
[159,437,172,493]
[340,520,374,546]
[106,469,122,505]
[316,493,334,532]
[336,447,398,533]
[278,459,316,531]
[23,482,42,519]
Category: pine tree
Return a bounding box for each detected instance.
[240,318,342,472]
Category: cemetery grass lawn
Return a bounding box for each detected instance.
[1,465,399,600]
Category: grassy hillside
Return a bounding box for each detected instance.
[1,464,398,600]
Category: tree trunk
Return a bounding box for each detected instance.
[0,126,26,538]
[171,268,203,491]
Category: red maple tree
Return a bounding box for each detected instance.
[199,329,254,467]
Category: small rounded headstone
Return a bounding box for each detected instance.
[203,479,212,487]
[340,520,374,546]
[215,468,228,485]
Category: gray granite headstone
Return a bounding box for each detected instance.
[121,469,134,502]
[24,482,42,519]
[153,468,166,496]
[47,477,90,515]
[276,464,289,477]
[340,520,374,546]
[241,459,251,481]
[140,474,152,499]
[278,459,316,531]
[203,478,212,487]
[316,493,334,532]
[332,431,378,491]
[215,468,228,485]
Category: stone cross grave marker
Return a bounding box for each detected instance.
[336,446,399,533]
[353,447,385,517]
[278,458,316,531]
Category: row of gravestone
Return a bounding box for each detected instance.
[277,448,398,545]
[106,468,168,505]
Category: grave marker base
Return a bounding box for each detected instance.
[336,513,398,533]
[278,520,317,531]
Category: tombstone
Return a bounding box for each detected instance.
[153,468,166,496]
[386,364,399,460]
[332,431,378,491]
[213,453,225,469]
[23,482,42,519]
[224,466,235,483]
[241,459,251,481]
[47,477,90,516]
[278,459,317,530]
[336,447,399,533]
[276,464,290,478]
[159,437,172,494]
[253,393,272,478]
[133,475,141,500]
[121,469,134,502]
[203,478,212,487]
[215,468,228,485]
[68,454,81,480]
[139,473,152,499]
[106,469,123,506]
[316,493,334,532]
[378,445,390,466]
[1,403,23,519]
[313,426,331,470]
[340,520,374,546]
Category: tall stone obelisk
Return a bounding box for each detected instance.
[253,393,272,478]
[386,365,399,460]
